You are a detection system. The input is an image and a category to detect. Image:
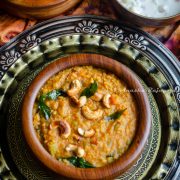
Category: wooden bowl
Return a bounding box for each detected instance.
[22,54,151,179]
[0,0,82,19]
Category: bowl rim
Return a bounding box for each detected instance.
[1,0,79,8]
[114,0,180,19]
[0,0,82,19]
[22,53,151,179]
[112,0,180,26]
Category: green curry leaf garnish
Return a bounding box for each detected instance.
[66,156,95,168]
[39,94,47,103]
[105,109,127,121]
[38,89,66,120]
[80,81,98,98]
[38,100,51,120]
[46,89,67,100]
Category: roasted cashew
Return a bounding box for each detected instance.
[67,80,82,97]
[67,80,87,107]
[82,106,103,120]
[59,121,71,138]
[77,127,85,136]
[65,144,77,152]
[78,96,87,107]
[91,92,103,101]
[65,144,85,157]
[70,96,79,104]
[71,95,87,107]
[77,147,85,157]
[70,79,82,90]
[103,93,111,108]
[78,128,95,138]
[84,129,95,137]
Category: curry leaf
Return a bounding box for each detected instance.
[78,157,95,168]
[38,101,51,120]
[80,81,98,98]
[66,156,78,167]
[66,156,95,168]
[38,89,66,120]
[105,109,127,121]
[46,89,67,100]
[39,94,47,103]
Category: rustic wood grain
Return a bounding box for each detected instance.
[0,0,82,19]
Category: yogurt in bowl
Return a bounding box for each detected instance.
[117,0,180,18]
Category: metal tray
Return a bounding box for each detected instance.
[0,15,179,180]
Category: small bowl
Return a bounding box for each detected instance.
[112,0,180,27]
[0,0,82,19]
[22,54,151,179]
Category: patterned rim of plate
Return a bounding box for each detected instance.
[0,15,179,179]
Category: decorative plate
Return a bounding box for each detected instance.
[0,15,179,180]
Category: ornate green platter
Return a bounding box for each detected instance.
[0,15,179,180]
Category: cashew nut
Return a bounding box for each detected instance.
[70,96,79,104]
[59,121,71,138]
[71,95,87,107]
[103,93,111,108]
[78,128,95,138]
[84,129,95,137]
[77,127,85,136]
[67,80,86,107]
[78,96,87,107]
[71,79,82,89]
[65,144,77,152]
[91,92,103,101]
[65,144,85,157]
[77,147,85,157]
[82,106,103,120]
[67,79,82,97]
